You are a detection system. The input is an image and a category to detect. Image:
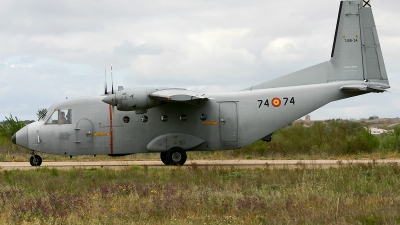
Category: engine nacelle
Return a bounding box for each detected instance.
[102,87,162,112]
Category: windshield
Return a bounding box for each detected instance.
[45,109,72,124]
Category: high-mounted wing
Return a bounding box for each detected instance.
[149,88,208,106]
[102,87,209,112]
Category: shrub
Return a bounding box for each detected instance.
[379,125,400,152]
[239,120,380,157]
[344,128,379,154]
[0,115,26,139]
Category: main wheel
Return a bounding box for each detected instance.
[160,151,170,165]
[30,155,42,166]
[262,133,273,142]
[167,148,187,166]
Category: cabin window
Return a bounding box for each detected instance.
[141,115,148,123]
[123,116,130,123]
[161,115,168,122]
[46,109,72,124]
[200,113,207,121]
[180,114,188,121]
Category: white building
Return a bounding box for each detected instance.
[369,127,388,135]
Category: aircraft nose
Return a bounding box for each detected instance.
[13,126,29,148]
[11,134,16,144]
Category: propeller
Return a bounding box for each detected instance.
[103,65,117,106]
[111,65,114,94]
[102,65,116,155]
[103,65,115,96]
[102,66,126,110]
[104,68,107,95]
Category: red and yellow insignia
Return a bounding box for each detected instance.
[271,98,281,107]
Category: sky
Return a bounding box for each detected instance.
[0,0,399,121]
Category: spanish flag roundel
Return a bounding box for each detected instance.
[272,98,281,107]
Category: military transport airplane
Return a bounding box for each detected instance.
[12,1,390,166]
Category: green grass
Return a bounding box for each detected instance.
[1,164,400,224]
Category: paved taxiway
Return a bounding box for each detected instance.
[0,159,399,170]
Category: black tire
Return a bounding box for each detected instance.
[262,133,273,142]
[160,151,170,165]
[30,155,42,166]
[166,148,187,166]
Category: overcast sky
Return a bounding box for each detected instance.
[0,0,399,121]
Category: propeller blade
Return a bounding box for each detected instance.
[111,65,114,94]
[104,68,108,95]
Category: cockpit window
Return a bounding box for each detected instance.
[46,109,72,124]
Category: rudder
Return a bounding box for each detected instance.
[329,1,388,84]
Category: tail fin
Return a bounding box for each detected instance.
[245,1,389,90]
[329,1,388,84]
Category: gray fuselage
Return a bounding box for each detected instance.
[19,81,360,156]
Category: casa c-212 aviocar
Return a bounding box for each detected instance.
[12,1,390,166]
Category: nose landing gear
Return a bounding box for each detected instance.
[29,152,42,166]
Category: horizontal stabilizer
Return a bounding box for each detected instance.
[149,89,209,106]
[340,82,390,93]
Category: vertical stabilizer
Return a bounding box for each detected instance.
[329,1,388,84]
[243,0,389,91]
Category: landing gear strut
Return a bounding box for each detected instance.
[160,148,187,166]
[29,152,42,166]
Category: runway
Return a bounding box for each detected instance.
[0,159,399,170]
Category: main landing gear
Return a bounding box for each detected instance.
[160,147,187,166]
[261,133,273,142]
[29,152,42,166]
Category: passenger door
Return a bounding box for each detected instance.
[75,119,94,150]
[219,102,238,142]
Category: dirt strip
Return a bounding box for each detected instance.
[0,159,399,170]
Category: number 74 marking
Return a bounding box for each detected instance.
[258,97,295,108]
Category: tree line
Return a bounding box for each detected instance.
[231,120,400,157]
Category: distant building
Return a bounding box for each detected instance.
[369,127,387,135]
[292,117,399,128]
[304,115,311,127]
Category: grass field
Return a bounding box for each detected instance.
[1,120,399,224]
[1,164,400,224]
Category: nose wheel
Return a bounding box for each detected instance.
[29,154,42,166]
